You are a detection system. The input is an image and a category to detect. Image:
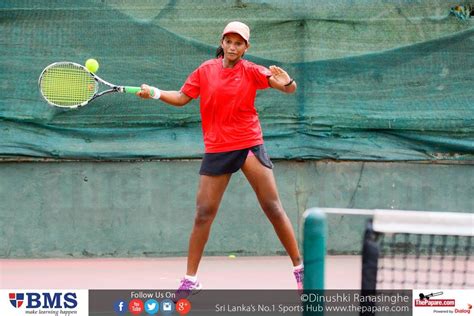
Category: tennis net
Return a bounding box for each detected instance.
[361,210,473,290]
[303,208,473,290]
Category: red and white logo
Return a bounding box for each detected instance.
[176,298,192,315]
[413,290,474,316]
[129,299,144,315]
[415,291,455,307]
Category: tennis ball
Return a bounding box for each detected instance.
[85,59,99,73]
[228,254,236,259]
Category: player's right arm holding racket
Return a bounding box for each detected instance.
[136,84,192,107]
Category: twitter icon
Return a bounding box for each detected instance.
[144,299,159,315]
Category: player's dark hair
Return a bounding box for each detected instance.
[216,35,248,58]
[216,46,224,58]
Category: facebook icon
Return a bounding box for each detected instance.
[114,299,128,314]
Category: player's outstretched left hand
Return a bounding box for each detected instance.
[269,65,292,86]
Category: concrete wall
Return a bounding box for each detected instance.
[1,160,472,258]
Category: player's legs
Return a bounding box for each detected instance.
[241,156,302,266]
[186,173,232,276]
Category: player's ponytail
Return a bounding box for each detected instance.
[216,46,224,58]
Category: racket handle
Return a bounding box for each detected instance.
[123,86,155,97]
[123,86,141,94]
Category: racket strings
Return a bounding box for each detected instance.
[40,63,97,107]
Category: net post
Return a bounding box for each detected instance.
[361,219,379,291]
[360,219,379,316]
[303,208,327,290]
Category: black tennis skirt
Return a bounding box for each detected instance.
[199,144,274,176]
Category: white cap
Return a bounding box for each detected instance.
[222,21,250,42]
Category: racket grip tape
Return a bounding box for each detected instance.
[124,86,155,97]
[123,86,142,94]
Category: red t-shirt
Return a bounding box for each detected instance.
[181,58,272,153]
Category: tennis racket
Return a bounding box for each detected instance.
[38,61,150,108]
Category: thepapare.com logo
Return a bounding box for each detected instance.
[9,291,79,314]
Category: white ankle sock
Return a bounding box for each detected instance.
[185,274,198,282]
[293,264,304,271]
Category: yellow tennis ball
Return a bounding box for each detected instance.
[228,254,236,259]
[85,59,99,73]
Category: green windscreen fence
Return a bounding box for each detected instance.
[1,1,473,160]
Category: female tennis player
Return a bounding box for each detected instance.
[137,21,303,291]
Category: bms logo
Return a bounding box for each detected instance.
[9,293,24,308]
[8,292,78,309]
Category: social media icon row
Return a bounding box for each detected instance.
[114,298,191,315]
